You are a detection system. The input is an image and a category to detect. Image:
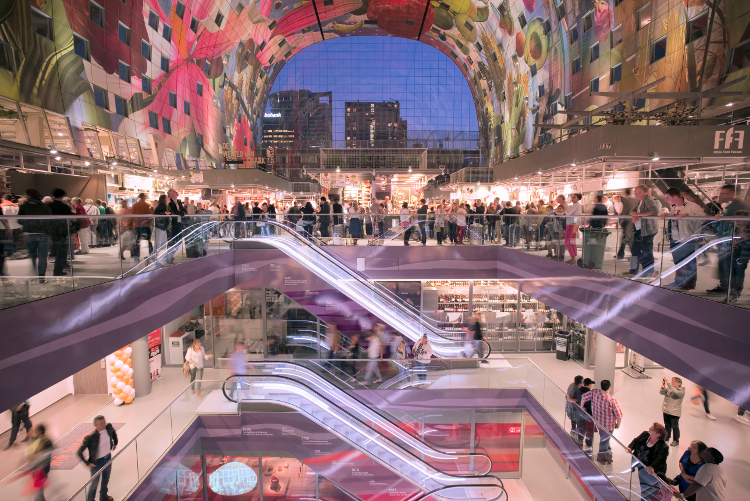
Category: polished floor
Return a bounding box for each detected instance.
[2,353,748,500]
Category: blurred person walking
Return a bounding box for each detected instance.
[18,189,52,279]
[689,386,715,420]
[616,188,639,260]
[166,189,186,263]
[663,188,705,290]
[566,375,584,445]
[77,416,118,501]
[417,198,428,246]
[227,341,248,400]
[19,423,53,501]
[400,202,412,245]
[5,400,32,449]
[1,194,21,256]
[629,185,660,277]
[73,198,91,254]
[131,193,154,262]
[413,333,433,386]
[47,189,74,276]
[363,331,383,384]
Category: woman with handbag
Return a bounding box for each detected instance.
[184,338,213,397]
[626,422,670,501]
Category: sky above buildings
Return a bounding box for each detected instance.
[268,36,479,144]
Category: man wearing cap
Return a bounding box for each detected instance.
[677,447,727,501]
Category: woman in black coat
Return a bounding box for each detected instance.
[301,202,316,239]
[626,422,670,500]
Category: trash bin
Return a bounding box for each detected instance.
[579,227,611,269]
[554,331,570,360]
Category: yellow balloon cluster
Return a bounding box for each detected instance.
[107,346,134,405]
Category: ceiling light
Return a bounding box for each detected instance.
[726,103,733,107]
[231,184,235,188]
[336,167,340,172]
[112,161,118,165]
[57,132,63,136]
[652,156,660,161]
[571,162,576,167]
[84,161,90,166]
[49,149,57,154]
[54,156,61,161]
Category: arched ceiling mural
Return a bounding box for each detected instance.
[0,1,747,170]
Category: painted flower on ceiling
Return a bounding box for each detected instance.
[62,0,149,77]
[134,0,257,150]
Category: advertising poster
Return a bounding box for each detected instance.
[148,329,162,381]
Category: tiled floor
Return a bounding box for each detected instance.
[510,352,750,501]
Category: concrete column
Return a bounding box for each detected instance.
[131,335,152,397]
[594,332,617,393]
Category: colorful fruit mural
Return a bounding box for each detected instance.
[0,0,749,169]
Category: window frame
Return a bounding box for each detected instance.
[141,40,152,61]
[215,11,224,27]
[73,33,90,61]
[573,56,581,74]
[163,24,172,42]
[168,91,177,108]
[148,111,159,130]
[30,7,54,42]
[161,54,169,72]
[590,77,600,94]
[118,60,131,83]
[114,95,128,117]
[610,63,622,84]
[611,23,623,47]
[651,35,667,63]
[142,76,152,94]
[591,42,600,62]
[196,81,203,97]
[118,21,131,46]
[90,1,104,28]
[637,3,652,31]
[685,11,709,45]
[184,100,191,116]
[175,1,186,19]
[147,9,159,31]
[190,16,199,33]
[583,11,593,33]
[93,85,109,110]
[162,117,171,134]
[0,40,14,72]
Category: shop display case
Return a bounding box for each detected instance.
[422,280,557,352]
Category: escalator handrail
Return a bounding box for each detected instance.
[223,220,491,356]
[227,361,484,463]
[412,483,507,501]
[221,374,506,489]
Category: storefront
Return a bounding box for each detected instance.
[160,287,328,368]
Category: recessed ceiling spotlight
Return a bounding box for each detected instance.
[84,161,90,166]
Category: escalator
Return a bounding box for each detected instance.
[126,219,488,358]
[224,361,491,471]
[221,373,507,500]
[229,220,489,358]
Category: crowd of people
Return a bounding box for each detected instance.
[566,375,729,500]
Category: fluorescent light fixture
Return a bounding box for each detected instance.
[49,149,57,154]
[726,103,733,107]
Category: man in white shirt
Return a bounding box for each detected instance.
[678,447,727,501]
[363,332,383,384]
[77,415,118,501]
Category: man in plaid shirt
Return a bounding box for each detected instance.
[580,380,622,464]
